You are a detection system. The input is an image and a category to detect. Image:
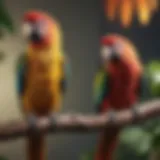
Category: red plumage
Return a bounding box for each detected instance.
[95,34,143,160]
[101,36,115,46]
[23,11,51,23]
[22,11,55,48]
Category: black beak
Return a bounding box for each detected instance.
[110,52,120,62]
[30,31,42,43]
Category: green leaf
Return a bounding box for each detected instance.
[0,156,8,160]
[146,61,160,98]
[120,127,152,155]
[142,118,160,136]
[116,143,148,160]
[151,133,160,150]
[0,0,14,32]
[80,151,95,160]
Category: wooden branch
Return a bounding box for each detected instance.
[0,99,160,141]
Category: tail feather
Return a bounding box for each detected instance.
[27,134,46,160]
[95,128,120,160]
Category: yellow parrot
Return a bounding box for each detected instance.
[16,10,71,160]
[105,0,159,27]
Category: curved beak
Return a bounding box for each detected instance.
[22,22,42,43]
[30,31,42,42]
[110,51,120,62]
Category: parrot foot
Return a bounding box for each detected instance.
[27,114,40,135]
[131,105,140,121]
[48,113,57,131]
[107,109,116,124]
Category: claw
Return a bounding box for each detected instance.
[49,113,57,131]
[27,114,39,134]
[107,109,116,124]
[131,105,140,120]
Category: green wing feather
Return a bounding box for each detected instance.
[16,53,27,97]
[93,69,108,111]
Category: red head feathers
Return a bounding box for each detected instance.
[22,10,54,48]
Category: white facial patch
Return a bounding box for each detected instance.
[100,46,112,60]
[22,22,33,38]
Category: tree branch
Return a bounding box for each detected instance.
[0,99,160,141]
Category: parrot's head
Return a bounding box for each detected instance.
[22,10,56,48]
[100,34,143,75]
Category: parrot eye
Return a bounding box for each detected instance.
[101,46,112,60]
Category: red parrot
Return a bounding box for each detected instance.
[94,34,147,160]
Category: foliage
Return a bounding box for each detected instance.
[0,0,14,32]
[0,156,8,160]
[146,61,160,98]
[0,0,14,61]
[80,123,160,160]
[80,151,95,160]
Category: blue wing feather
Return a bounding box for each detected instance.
[16,54,27,97]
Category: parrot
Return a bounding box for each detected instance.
[16,10,71,160]
[93,34,149,160]
[104,0,159,27]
